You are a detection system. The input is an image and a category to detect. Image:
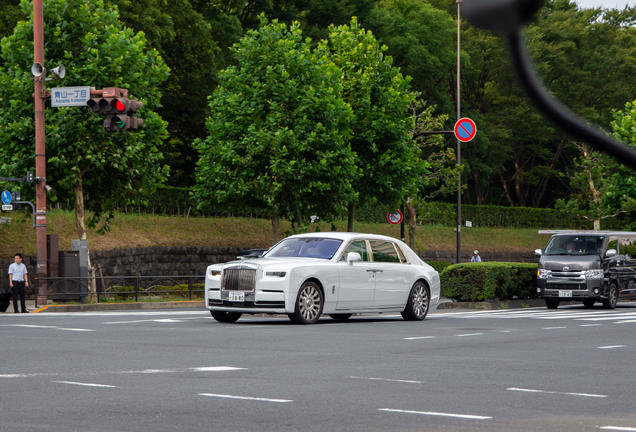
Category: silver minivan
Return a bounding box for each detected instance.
[535,231,636,309]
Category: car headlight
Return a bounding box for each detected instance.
[585,269,603,279]
[209,269,222,277]
[537,269,550,279]
[265,271,286,277]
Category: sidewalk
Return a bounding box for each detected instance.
[0,299,205,313]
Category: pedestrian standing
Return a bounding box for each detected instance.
[471,250,482,263]
[8,253,29,313]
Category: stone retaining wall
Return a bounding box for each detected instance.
[1,246,537,298]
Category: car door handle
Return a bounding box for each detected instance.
[366,269,383,273]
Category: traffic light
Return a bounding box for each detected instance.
[86,87,145,132]
[11,191,20,211]
[25,171,34,183]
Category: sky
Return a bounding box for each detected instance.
[576,0,632,8]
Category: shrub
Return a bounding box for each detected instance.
[427,261,452,273]
[440,262,538,301]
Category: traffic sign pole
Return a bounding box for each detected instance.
[457,0,462,264]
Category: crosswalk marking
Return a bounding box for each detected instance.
[439,307,636,324]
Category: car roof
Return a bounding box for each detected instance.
[286,232,403,243]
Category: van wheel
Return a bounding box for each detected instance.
[545,298,560,309]
[603,284,618,310]
[582,299,595,308]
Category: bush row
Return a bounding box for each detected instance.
[439,262,538,301]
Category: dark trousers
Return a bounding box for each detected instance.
[12,281,26,313]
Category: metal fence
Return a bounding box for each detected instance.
[32,275,206,308]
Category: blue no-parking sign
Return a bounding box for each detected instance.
[1,190,12,205]
[454,118,477,142]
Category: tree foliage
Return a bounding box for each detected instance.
[0,0,169,238]
[195,17,358,242]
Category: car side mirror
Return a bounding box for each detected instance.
[605,249,617,258]
[534,248,542,256]
[347,252,362,266]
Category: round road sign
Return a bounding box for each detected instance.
[454,118,477,142]
[1,191,12,205]
[387,210,403,225]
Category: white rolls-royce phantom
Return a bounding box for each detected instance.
[205,232,440,324]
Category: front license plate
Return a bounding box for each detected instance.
[559,290,573,298]
[228,292,245,302]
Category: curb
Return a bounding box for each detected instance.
[435,299,546,310]
[34,300,205,313]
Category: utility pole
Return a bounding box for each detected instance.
[33,0,48,305]
[456,0,462,264]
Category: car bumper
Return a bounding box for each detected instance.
[537,278,606,300]
[206,289,288,314]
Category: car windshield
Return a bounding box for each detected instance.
[544,235,605,255]
[267,238,343,259]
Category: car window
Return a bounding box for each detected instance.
[395,245,408,263]
[370,241,400,263]
[340,240,369,262]
[544,235,605,255]
[620,237,636,259]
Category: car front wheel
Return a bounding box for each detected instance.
[401,281,430,321]
[289,282,324,324]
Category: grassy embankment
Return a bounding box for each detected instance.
[0,209,549,259]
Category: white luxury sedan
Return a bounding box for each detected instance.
[205,232,440,324]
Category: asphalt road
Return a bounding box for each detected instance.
[2,304,636,432]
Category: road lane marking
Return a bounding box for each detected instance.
[598,345,626,349]
[103,319,184,324]
[191,367,245,372]
[600,427,636,431]
[403,336,435,340]
[1,324,94,332]
[1,366,244,379]
[499,331,511,333]
[614,320,636,324]
[52,381,116,388]
[349,376,422,384]
[507,387,606,398]
[579,324,601,327]
[199,393,292,403]
[378,408,491,420]
[542,327,566,330]
[456,333,484,337]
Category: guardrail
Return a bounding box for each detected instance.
[32,275,206,308]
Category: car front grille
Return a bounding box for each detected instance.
[547,284,588,290]
[222,268,257,291]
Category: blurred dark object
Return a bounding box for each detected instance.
[236,248,268,260]
[463,0,636,170]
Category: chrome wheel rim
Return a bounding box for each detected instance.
[299,285,322,321]
[412,284,429,318]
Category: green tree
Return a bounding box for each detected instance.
[195,17,358,243]
[0,0,169,249]
[323,18,422,231]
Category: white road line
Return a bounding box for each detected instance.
[579,324,601,327]
[600,427,636,431]
[499,331,511,333]
[103,319,183,324]
[199,393,292,403]
[614,320,636,324]
[598,345,626,349]
[52,381,117,388]
[378,408,491,420]
[349,376,422,384]
[403,336,435,340]
[542,327,566,330]
[191,367,245,372]
[1,324,94,332]
[456,333,484,337]
[0,373,42,378]
[507,387,606,398]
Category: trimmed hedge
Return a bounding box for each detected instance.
[427,261,453,273]
[440,262,538,301]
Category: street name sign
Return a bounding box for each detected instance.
[51,86,91,107]
[454,118,477,142]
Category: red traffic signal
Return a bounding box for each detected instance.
[87,88,144,132]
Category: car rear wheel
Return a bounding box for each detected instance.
[545,298,560,309]
[329,314,352,320]
[582,299,595,308]
[401,281,430,321]
[603,284,618,310]
[289,282,323,324]
[211,311,242,323]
